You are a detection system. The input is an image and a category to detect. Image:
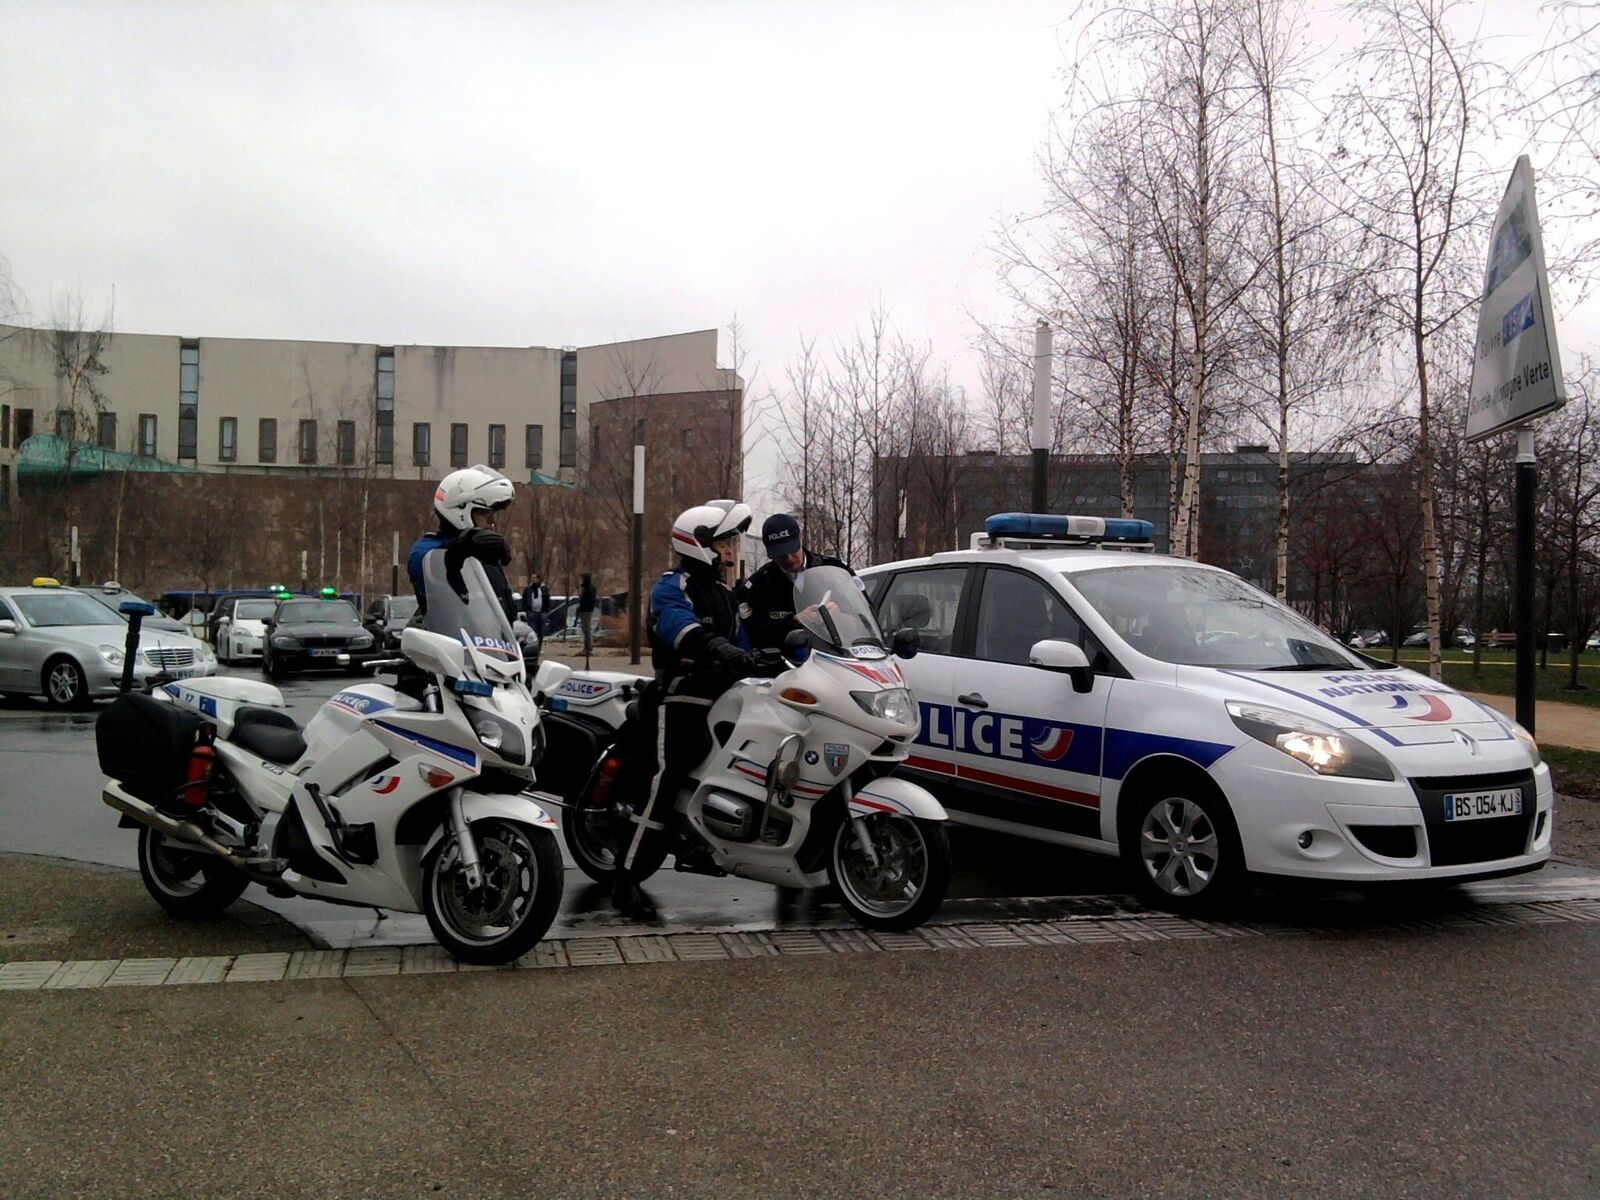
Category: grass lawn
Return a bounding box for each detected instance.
[1543,746,1600,800]
[1391,650,1600,711]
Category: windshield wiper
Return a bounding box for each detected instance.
[1259,663,1347,672]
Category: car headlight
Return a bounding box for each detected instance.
[97,644,124,667]
[1226,700,1394,780]
[274,635,302,649]
[1506,717,1541,767]
[851,687,916,725]
[352,633,374,648]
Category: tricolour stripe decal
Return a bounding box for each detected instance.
[956,763,1100,810]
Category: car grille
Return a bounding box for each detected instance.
[144,647,196,668]
[1408,769,1535,867]
[299,636,351,649]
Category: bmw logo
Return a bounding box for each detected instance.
[804,750,820,765]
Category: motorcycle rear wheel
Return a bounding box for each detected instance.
[828,813,951,932]
[423,819,564,965]
[136,826,250,918]
[562,757,670,885]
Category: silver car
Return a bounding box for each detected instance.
[0,583,217,709]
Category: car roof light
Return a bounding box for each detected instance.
[31,577,60,587]
[975,513,1154,551]
[321,587,338,598]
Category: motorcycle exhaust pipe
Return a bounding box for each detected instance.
[102,783,284,885]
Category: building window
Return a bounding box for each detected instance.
[450,423,468,467]
[1,405,8,449]
[559,351,577,468]
[178,341,199,460]
[97,412,117,450]
[259,418,277,464]
[55,409,74,440]
[298,419,318,465]
[413,422,431,466]
[14,409,33,446]
[525,424,543,470]
[0,465,8,509]
[488,424,505,468]
[682,427,695,449]
[219,417,237,462]
[375,348,395,465]
[137,414,158,457]
[337,420,355,466]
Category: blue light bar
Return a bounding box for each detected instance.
[984,513,1154,543]
[118,600,157,616]
[452,678,494,696]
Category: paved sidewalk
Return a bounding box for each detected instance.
[1467,691,1600,751]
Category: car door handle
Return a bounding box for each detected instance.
[957,692,989,709]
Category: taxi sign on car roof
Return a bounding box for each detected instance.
[974,513,1154,551]
[31,577,60,587]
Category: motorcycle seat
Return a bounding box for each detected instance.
[230,706,306,765]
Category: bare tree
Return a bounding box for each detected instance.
[1327,0,1497,680]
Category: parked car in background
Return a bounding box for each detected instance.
[361,593,419,651]
[1348,629,1390,649]
[0,579,216,708]
[262,595,375,679]
[213,594,280,664]
[73,582,187,633]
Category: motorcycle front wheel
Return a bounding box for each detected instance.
[423,819,564,965]
[136,826,250,918]
[828,813,951,932]
[561,757,670,886]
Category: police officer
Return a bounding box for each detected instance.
[737,513,858,651]
[407,464,518,625]
[610,498,757,916]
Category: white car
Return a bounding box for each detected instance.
[860,514,1551,912]
[213,595,278,664]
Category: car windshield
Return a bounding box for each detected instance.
[1067,563,1364,671]
[13,592,125,628]
[236,600,277,620]
[793,566,886,658]
[277,600,360,625]
[388,596,418,622]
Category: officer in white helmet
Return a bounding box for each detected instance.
[407,464,519,624]
[609,498,766,916]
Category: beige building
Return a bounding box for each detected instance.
[0,323,741,502]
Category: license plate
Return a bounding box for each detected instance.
[1442,788,1523,822]
[310,648,340,658]
[166,666,197,679]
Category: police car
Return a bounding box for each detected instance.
[860,513,1552,911]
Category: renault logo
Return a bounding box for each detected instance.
[1453,729,1478,754]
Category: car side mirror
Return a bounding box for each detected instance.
[0,619,15,635]
[262,618,274,628]
[1030,638,1093,693]
[783,628,811,657]
[892,627,919,660]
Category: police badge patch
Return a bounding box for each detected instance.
[823,742,849,775]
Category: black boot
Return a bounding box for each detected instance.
[610,870,657,919]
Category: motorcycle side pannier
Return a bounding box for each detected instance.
[95,692,203,809]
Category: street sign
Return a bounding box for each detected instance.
[1466,156,1566,442]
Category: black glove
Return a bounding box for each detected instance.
[705,636,754,673]
[457,527,510,566]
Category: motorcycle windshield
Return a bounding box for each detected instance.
[421,550,524,682]
[792,566,886,659]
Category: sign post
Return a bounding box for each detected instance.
[1466,156,1568,735]
[629,436,644,666]
[1030,320,1052,511]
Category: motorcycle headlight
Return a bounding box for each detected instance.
[1506,717,1541,767]
[97,644,124,667]
[468,710,526,764]
[1226,701,1393,780]
[851,687,916,725]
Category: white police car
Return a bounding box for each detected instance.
[861,513,1551,911]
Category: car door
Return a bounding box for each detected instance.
[873,566,971,783]
[0,597,27,690]
[946,566,1113,846]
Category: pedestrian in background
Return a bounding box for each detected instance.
[522,570,550,639]
[578,572,597,661]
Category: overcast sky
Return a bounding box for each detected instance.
[1,0,1590,497]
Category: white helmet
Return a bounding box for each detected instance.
[670,499,752,565]
[434,464,515,532]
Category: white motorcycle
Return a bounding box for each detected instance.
[556,566,952,931]
[97,555,570,965]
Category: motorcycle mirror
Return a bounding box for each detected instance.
[892,627,920,660]
[783,628,811,656]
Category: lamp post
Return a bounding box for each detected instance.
[1031,320,1053,511]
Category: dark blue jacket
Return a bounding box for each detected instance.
[648,557,749,680]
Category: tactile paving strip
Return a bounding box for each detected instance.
[1,898,1598,992]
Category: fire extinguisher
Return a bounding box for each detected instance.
[184,730,216,807]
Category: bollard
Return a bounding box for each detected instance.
[119,600,156,693]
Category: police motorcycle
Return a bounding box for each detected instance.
[558,565,953,931]
[96,554,570,965]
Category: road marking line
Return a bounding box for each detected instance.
[2,900,1598,993]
